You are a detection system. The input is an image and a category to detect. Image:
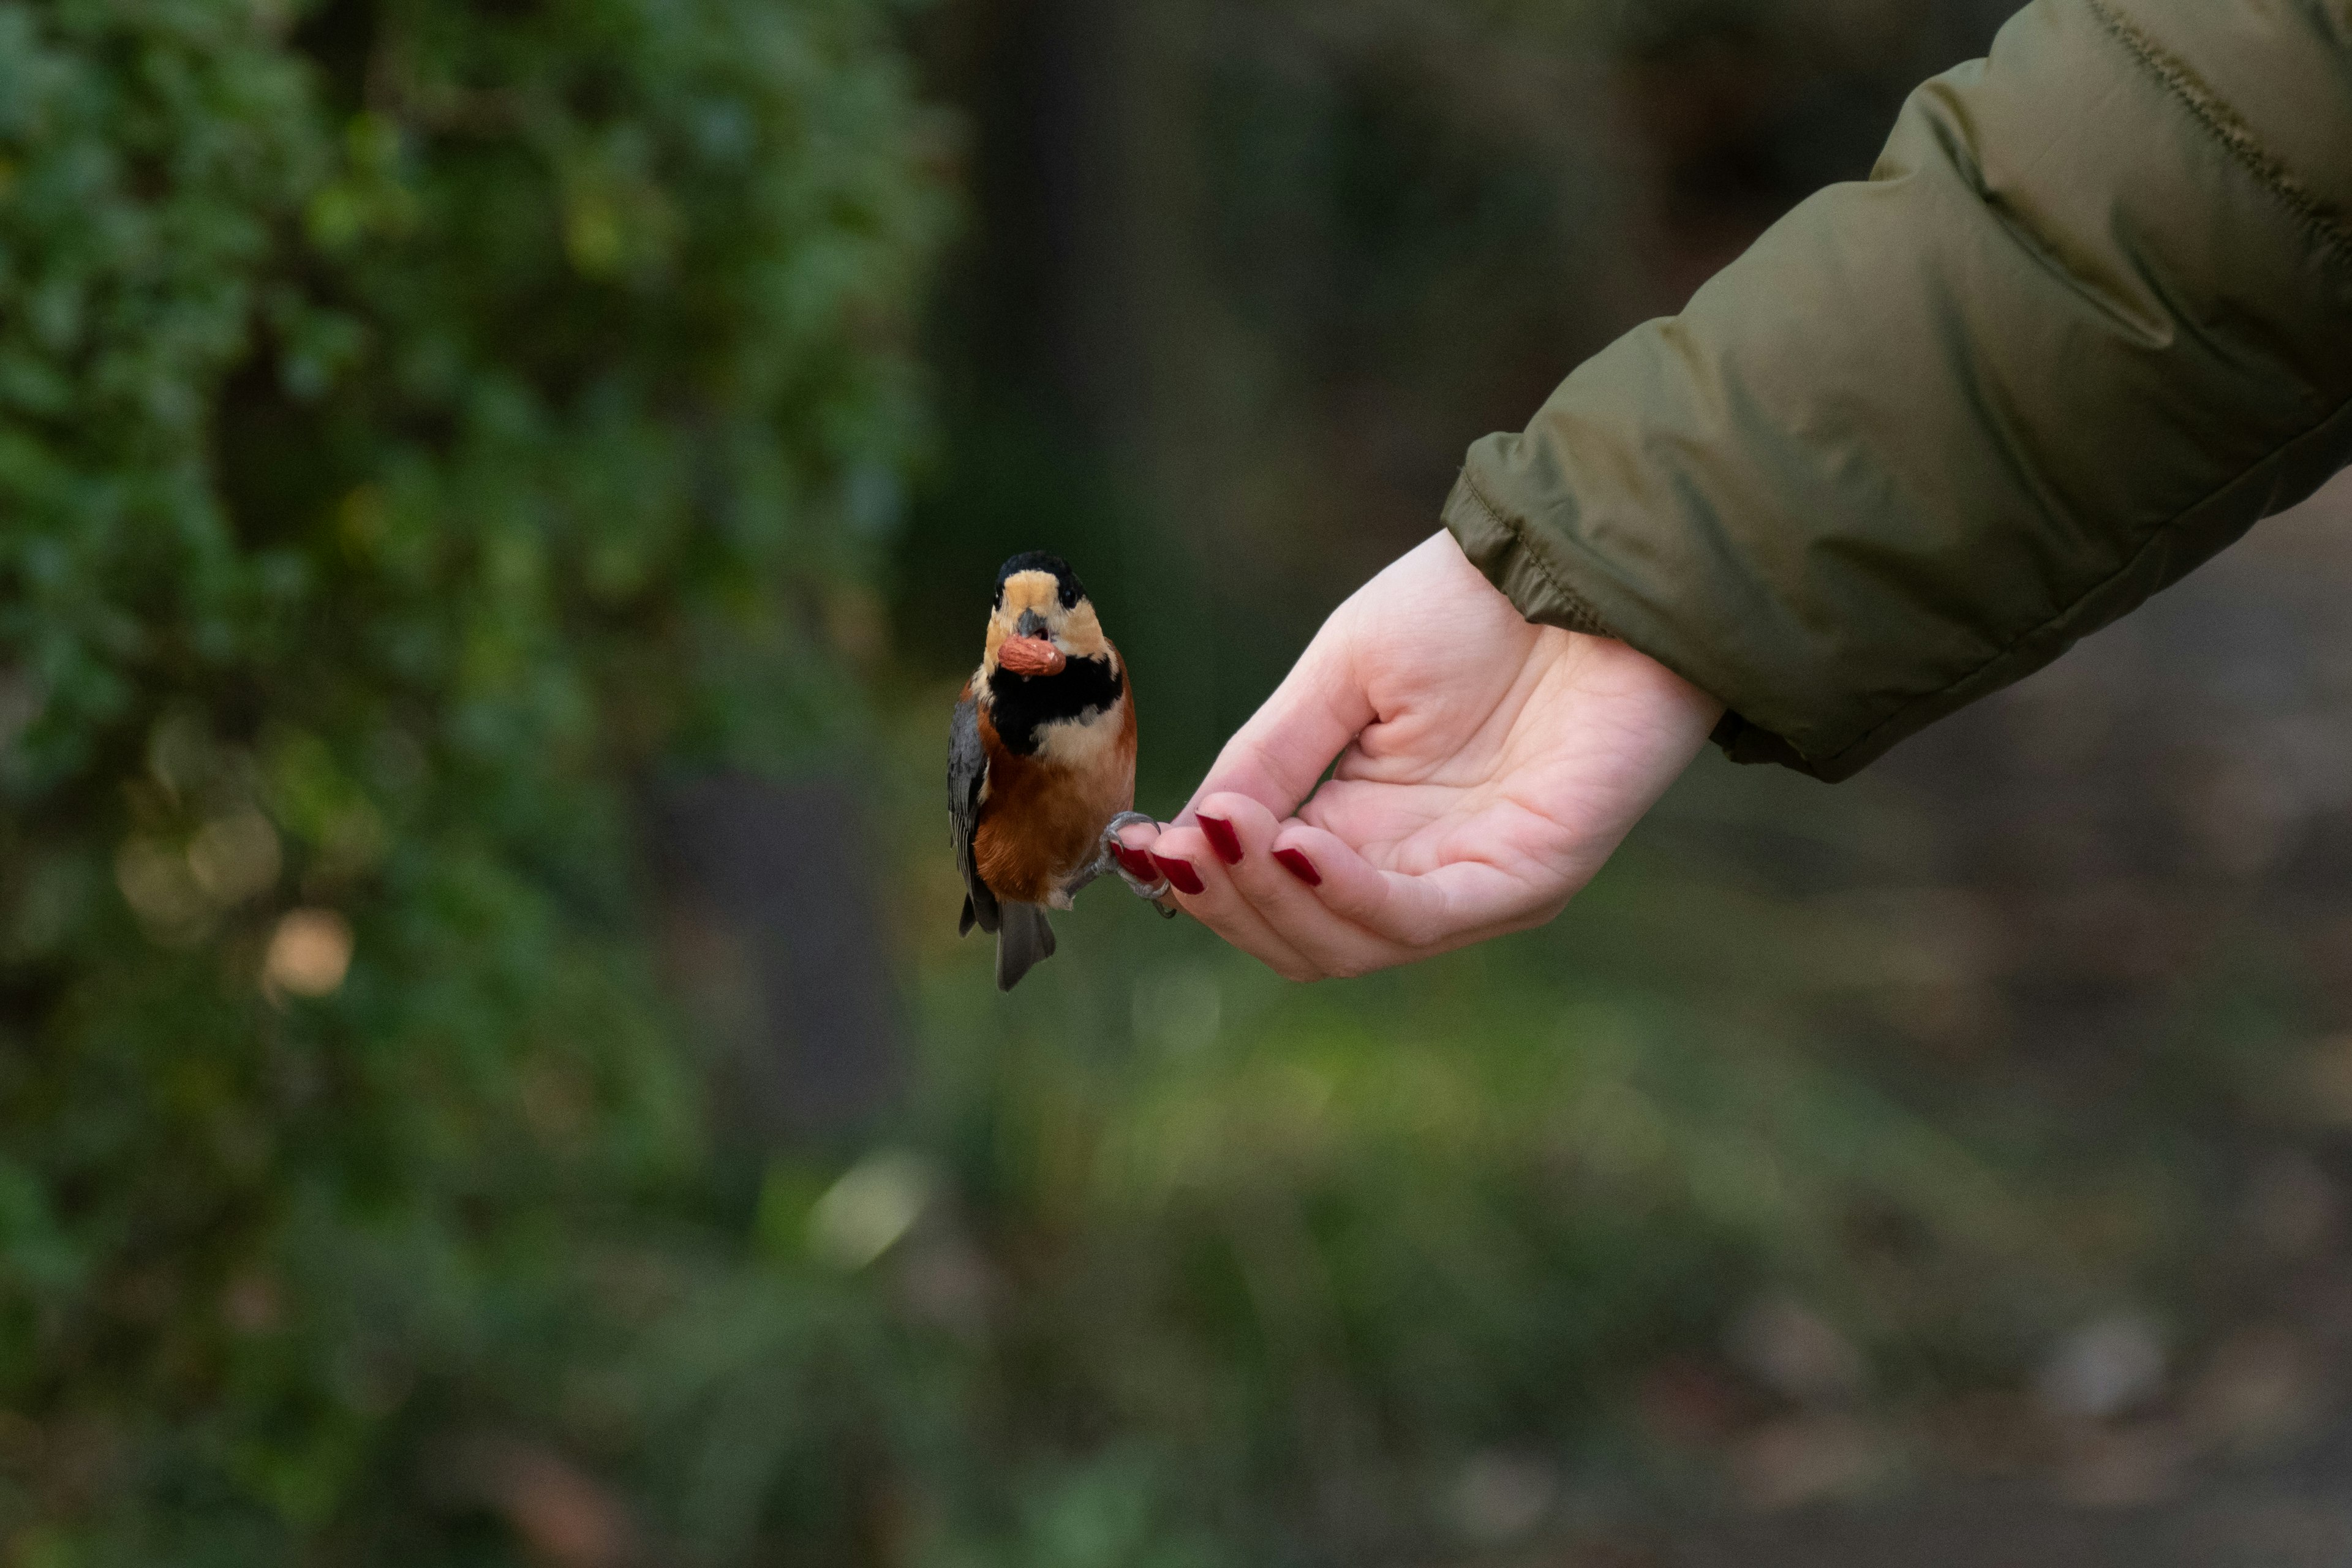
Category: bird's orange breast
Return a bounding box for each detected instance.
[972,677,1137,905]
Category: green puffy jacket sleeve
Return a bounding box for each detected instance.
[1446,0,2352,780]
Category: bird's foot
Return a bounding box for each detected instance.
[1101,811,1177,917]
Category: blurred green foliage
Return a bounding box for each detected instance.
[0,0,943,1555]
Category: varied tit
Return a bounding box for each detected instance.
[951,552,1170,991]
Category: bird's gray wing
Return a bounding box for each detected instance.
[949,694,998,935]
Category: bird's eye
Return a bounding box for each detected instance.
[1059,582,1079,608]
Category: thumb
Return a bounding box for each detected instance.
[1177,616,1375,826]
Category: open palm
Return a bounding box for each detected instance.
[1117,532,1721,980]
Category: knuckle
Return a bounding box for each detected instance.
[1384,911,1445,948]
[1496,891,1570,935]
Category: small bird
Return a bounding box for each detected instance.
[951,552,1164,990]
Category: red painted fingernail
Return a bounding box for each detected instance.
[1273,848,1321,886]
[1152,853,1205,896]
[1198,815,1242,865]
[1112,843,1155,880]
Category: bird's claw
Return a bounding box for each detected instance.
[1101,811,1176,914]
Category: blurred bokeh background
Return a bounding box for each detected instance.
[6,0,2352,1561]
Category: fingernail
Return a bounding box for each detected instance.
[1112,843,1155,880]
[1198,815,1242,865]
[1273,848,1321,887]
[1151,853,1205,896]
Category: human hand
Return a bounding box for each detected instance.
[1115,531,1722,979]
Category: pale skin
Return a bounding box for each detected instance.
[1114,531,1723,982]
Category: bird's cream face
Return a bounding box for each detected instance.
[982,569,1113,678]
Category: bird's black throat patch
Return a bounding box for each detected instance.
[987,655,1123,754]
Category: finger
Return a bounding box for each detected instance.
[1110,818,1164,883]
[1145,820,1325,982]
[1189,791,1417,978]
[1270,820,1549,952]
[1178,619,1374,825]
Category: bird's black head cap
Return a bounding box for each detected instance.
[994,551,1084,611]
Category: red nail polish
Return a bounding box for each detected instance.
[1152,853,1205,896]
[1113,843,1155,880]
[1198,815,1242,865]
[1273,848,1321,887]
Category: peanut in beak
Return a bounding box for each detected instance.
[997,636,1066,676]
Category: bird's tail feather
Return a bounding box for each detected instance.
[995,903,1055,991]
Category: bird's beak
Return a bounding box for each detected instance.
[1014,609,1050,638]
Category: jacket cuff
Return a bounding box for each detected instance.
[1444,469,1812,774]
[1441,470,1613,639]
